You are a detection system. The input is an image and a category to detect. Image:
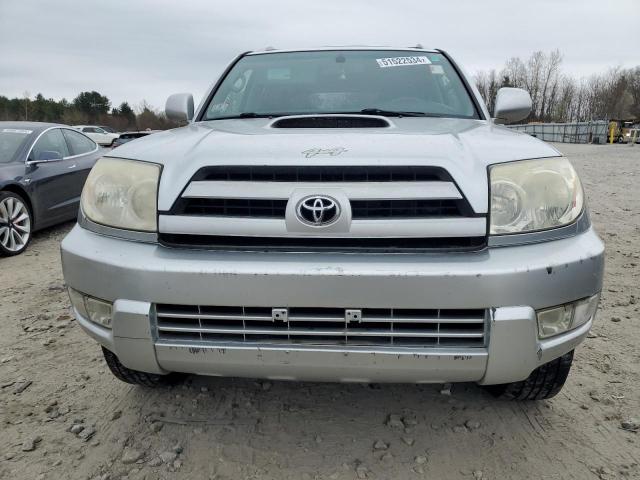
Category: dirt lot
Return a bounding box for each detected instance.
[1,143,638,480]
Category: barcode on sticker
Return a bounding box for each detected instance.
[376,56,431,68]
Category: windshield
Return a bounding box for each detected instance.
[202,50,478,120]
[0,128,33,163]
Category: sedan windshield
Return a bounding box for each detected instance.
[202,50,478,120]
[0,128,33,163]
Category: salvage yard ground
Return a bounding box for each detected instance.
[1,143,639,480]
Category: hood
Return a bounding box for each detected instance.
[110,116,560,213]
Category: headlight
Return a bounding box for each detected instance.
[489,157,584,235]
[81,158,160,232]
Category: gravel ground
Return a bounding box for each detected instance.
[1,143,639,480]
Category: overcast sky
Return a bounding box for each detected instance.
[1,0,638,111]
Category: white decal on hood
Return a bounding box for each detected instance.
[302,147,348,158]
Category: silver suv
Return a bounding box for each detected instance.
[61,48,604,400]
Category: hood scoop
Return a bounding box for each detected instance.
[270,115,391,129]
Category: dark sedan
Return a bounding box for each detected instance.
[111,130,159,148]
[0,122,102,256]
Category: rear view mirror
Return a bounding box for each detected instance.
[165,93,194,122]
[493,88,532,124]
[34,150,63,162]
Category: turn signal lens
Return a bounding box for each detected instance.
[67,287,88,318]
[572,293,600,329]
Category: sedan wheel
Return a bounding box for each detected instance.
[0,192,32,256]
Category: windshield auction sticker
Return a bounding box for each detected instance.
[376,56,431,68]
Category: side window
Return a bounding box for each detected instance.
[83,127,95,133]
[62,129,97,156]
[30,129,70,160]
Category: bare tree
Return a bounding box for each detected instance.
[628,67,640,118]
[538,50,563,121]
[475,50,639,123]
[474,69,500,115]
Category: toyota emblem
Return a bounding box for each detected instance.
[296,195,340,226]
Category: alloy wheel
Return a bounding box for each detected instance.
[0,196,31,253]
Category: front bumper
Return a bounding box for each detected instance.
[61,225,604,384]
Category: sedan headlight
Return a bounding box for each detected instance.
[489,157,584,235]
[81,158,160,232]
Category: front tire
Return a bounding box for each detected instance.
[0,191,32,256]
[484,350,574,400]
[102,347,182,387]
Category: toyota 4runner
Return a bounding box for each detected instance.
[61,47,604,400]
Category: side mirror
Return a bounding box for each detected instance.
[34,150,63,162]
[165,93,194,122]
[493,87,532,124]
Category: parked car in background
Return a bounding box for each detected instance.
[0,122,101,255]
[62,47,603,400]
[97,125,117,134]
[111,130,159,148]
[72,125,119,147]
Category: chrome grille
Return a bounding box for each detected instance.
[155,305,487,348]
[159,165,486,253]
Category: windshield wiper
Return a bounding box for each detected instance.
[208,112,292,120]
[209,110,443,120]
[359,108,440,117]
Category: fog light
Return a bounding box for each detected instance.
[537,304,574,338]
[67,288,113,328]
[85,297,113,328]
[537,293,601,339]
[572,293,600,329]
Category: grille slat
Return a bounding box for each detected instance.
[156,305,486,348]
[175,198,467,219]
[158,325,484,339]
[158,234,487,252]
[183,198,288,218]
[351,199,464,219]
[192,166,451,183]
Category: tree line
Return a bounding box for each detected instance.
[0,90,181,131]
[2,51,639,128]
[475,50,640,123]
